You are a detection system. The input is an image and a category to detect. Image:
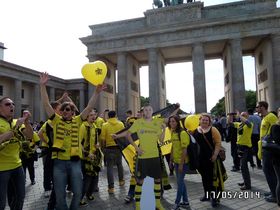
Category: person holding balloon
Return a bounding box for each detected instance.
[39,71,105,210]
[191,113,227,208]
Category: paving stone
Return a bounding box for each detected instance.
[3,142,279,210]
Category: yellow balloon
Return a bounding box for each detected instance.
[81,61,107,86]
[184,114,200,132]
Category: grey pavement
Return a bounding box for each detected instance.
[8,142,279,210]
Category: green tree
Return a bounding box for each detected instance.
[210,90,256,116]
[245,90,257,110]
[210,97,225,116]
[140,97,172,108]
[140,96,150,107]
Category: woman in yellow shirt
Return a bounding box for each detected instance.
[168,115,190,210]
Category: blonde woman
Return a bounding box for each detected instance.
[192,113,226,208]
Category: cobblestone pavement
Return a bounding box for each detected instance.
[7,142,279,210]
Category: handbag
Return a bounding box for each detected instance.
[202,128,226,161]
[218,147,226,161]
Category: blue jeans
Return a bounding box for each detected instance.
[174,163,189,204]
[0,166,25,210]
[53,159,82,210]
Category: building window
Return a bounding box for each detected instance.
[258,69,268,84]
[130,81,138,92]
[21,89,24,99]
[225,73,229,85]
[0,85,3,96]
[104,83,114,94]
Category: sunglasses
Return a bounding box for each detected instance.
[4,102,15,106]
[63,107,72,112]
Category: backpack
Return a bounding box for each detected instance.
[179,130,200,170]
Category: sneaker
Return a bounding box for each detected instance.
[108,188,114,194]
[265,195,277,203]
[231,167,240,172]
[211,199,219,208]
[124,195,133,203]
[44,190,51,198]
[119,180,125,186]
[87,195,95,201]
[240,186,251,190]
[79,199,88,207]
[155,203,165,210]
[179,202,190,209]
[264,192,271,197]
[238,182,245,186]
[163,184,172,190]
[200,196,210,202]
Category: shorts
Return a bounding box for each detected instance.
[135,157,161,179]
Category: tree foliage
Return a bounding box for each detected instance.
[210,97,225,116]
[140,96,172,108]
[140,96,150,107]
[210,90,256,116]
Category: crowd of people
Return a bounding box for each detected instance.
[0,72,280,210]
[212,101,280,206]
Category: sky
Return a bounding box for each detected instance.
[1,0,279,113]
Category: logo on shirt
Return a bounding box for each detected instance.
[139,129,158,135]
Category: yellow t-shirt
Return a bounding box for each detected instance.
[129,118,164,159]
[79,122,98,156]
[260,113,278,139]
[234,122,253,147]
[94,117,105,129]
[50,114,83,160]
[171,130,190,164]
[100,118,124,147]
[0,118,21,171]
[38,120,52,147]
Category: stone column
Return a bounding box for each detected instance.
[87,84,97,110]
[230,39,246,112]
[14,79,22,118]
[79,89,85,112]
[33,84,41,122]
[117,52,129,121]
[49,87,55,102]
[192,43,207,113]
[148,48,161,111]
[271,34,280,110]
[87,84,94,102]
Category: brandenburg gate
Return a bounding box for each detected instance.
[81,0,280,119]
